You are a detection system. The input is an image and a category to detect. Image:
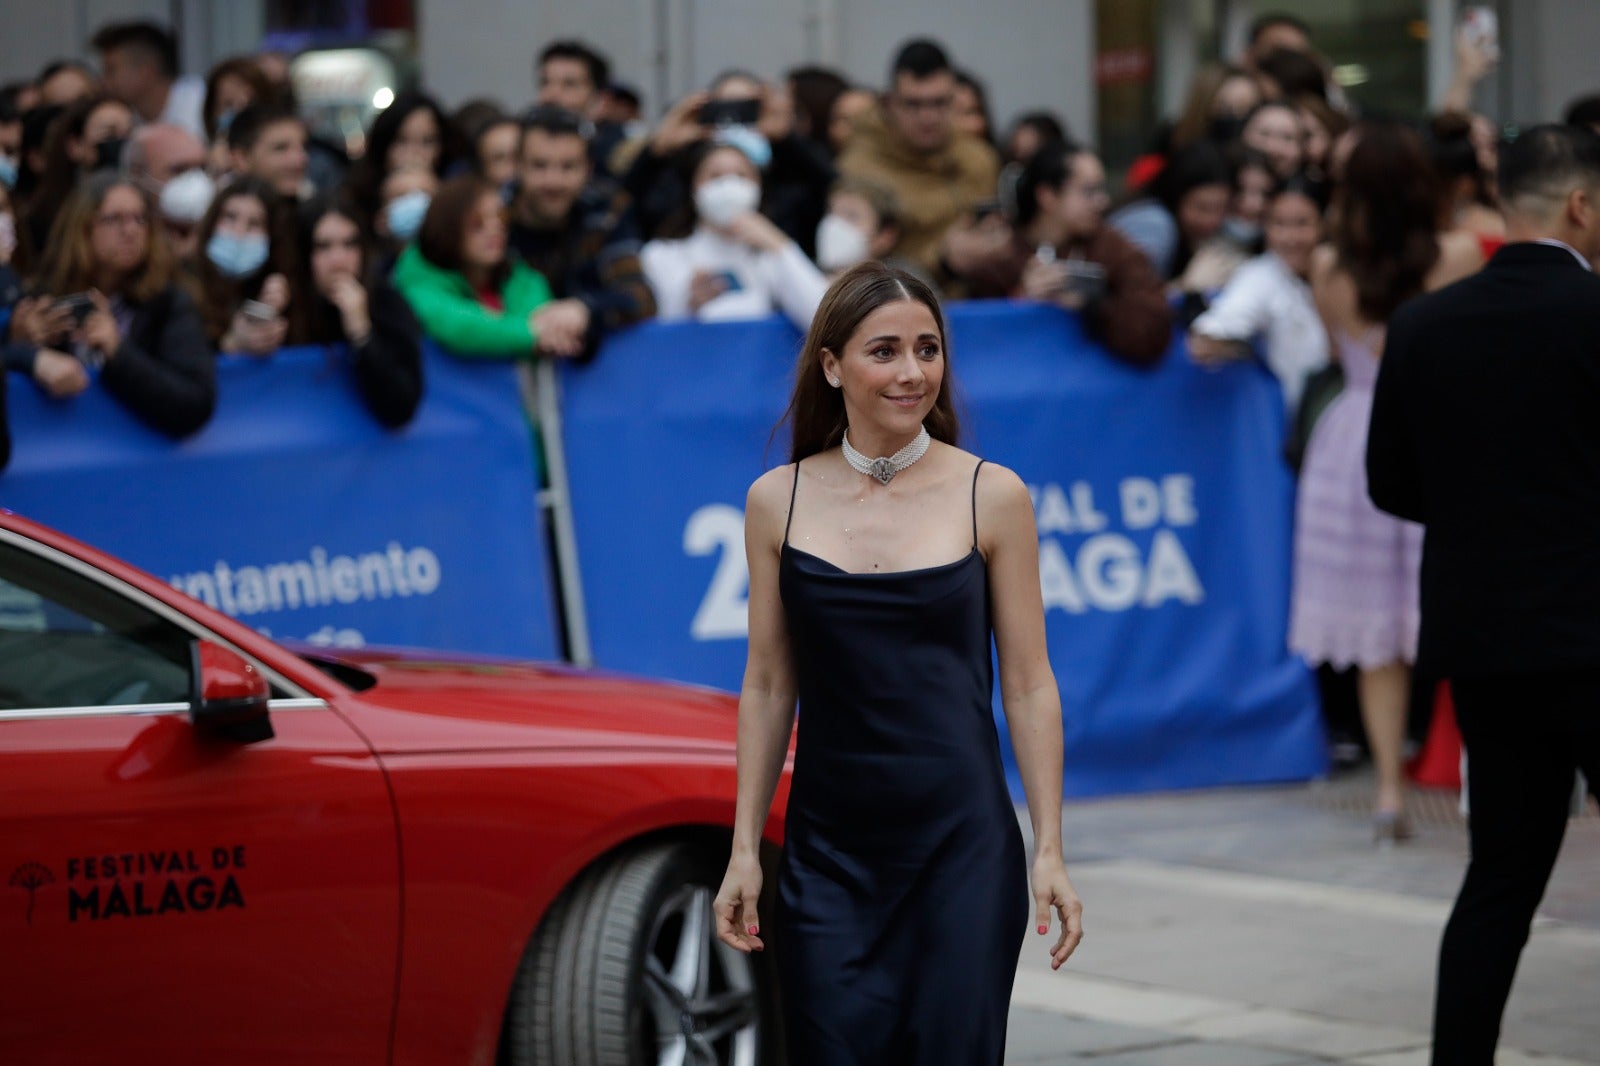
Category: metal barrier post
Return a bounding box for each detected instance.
[521,360,594,667]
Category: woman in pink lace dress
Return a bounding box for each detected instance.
[1290,121,1484,841]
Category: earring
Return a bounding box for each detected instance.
[829,377,840,387]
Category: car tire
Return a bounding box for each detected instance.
[501,840,782,1066]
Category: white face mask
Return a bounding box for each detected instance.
[815,214,870,272]
[159,169,216,224]
[695,174,760,229]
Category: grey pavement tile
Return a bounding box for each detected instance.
[1078,1037,1323,1065]
[1006,1009,1180,1056]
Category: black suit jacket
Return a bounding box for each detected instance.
[1368,242,1600,677]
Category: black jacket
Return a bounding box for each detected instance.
[1368,242,1600,677]
[307,283,424,429]
[100,284,215,438]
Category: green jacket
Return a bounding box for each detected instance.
[391,244,553,358]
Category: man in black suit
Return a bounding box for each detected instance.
[1368,124,1600,1066]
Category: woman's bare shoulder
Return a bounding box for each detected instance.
[747,463,799,517]
[972,459,1033,523]
[1430,229,1487,290]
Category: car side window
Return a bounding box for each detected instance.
[0,541,193,711]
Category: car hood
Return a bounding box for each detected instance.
[293,645,746,756]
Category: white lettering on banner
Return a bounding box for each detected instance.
[1031,475,1205,615]
[168,542,442,617]
[685,505,750,639]
[687,474,1204,641]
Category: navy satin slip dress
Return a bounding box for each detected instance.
[775,457,1030,1065]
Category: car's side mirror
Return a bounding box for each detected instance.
[189,640,274,744]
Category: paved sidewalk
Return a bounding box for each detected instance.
[1005,772,1599,1064]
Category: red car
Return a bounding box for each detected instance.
[0,511,790,1065]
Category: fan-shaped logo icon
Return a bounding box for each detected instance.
[10,862,55,925]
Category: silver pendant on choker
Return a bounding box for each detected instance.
[842,426,931,485]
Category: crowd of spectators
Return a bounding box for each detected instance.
[0,15,1592,456]
[6,13,1600,828]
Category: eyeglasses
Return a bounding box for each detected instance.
[891,93,953,115]
[95,212,149,230]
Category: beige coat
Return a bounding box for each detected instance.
[837,104,999,277]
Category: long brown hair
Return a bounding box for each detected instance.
[26,94,130,241]
[781,261,959,463]
[416,174,510,289]
[36,171,173,303]
[194,176,304,344]
[1334,120,1441,323]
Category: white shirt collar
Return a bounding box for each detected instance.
[1531,238,1594,272]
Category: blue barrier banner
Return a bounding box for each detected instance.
[559,305,1324,797]
[2,342,558,658]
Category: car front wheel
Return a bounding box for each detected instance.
[501,840,781,1066]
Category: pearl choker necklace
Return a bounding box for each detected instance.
[842,426,931,485]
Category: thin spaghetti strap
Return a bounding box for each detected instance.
[971,460,985,548]
[783,462,801,546]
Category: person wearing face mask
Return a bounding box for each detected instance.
[1176,147,1275,294]
[622,71,835,254]
[22,171,213,436]
[194,177,304,355]
[1189,175,1330,425]
[0,95,23,194]
[814,177,903,279]
[293,197,422,426]
[156,166,216,267]
[347,92,455,233]
[506,107,654,360]
[371,164,438,275]
[640,140,829,329]
[202,56,271,179]
[23,94,135,250]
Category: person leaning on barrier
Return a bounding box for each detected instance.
[294,197,422,428]
[26,170,214,436]
[391,174,562,359]
[194,176,305,355]
[972,139,1172,368]
[638,137,829,330]
[507,106,655,360]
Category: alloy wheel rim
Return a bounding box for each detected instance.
[640,884,761,1066]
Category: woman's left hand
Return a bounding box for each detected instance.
[1032,855,1083,971]
[80,289,121,358]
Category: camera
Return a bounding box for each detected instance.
[698,98,762,128]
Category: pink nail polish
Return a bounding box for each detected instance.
[1037,924,1048,934]
[748,925,759,935]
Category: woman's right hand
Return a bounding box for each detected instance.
[10,296,73,346]
[32,348,90,398]
[712,852,765,954]
[652,91,711,157]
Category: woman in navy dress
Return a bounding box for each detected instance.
[714,262,1083,1064]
